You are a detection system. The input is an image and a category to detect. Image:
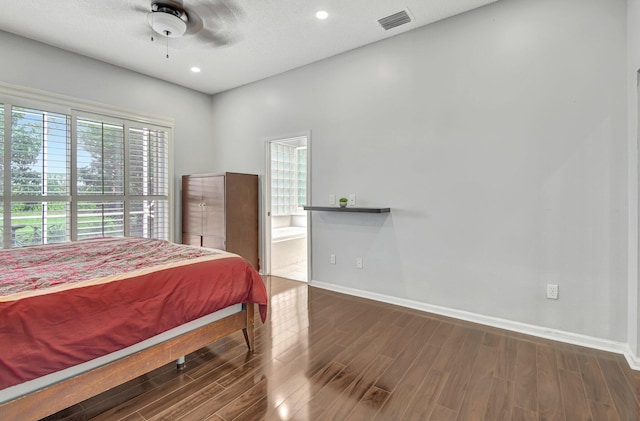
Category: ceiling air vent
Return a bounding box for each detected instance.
[378,10,412,31]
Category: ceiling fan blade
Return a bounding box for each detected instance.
[183,9,204,35]
[183,0,244,45]
[195,28,239,47]
[132,0,185,14]
[190,0,245,22]
[155,0,185,10]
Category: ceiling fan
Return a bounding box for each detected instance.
[134,0,243,56]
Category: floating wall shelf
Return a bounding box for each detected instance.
[303,206,391,214]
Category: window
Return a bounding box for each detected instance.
[128,126,169,240]
[0,105,4,247]
[270,142,307,216]
[8,106,71,247]
[76,117,124,196]
[76,116,125,240]
[0,101,170,248]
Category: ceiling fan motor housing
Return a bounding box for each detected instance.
[148,3,188,38]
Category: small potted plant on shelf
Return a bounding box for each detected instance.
[339,197,348,208]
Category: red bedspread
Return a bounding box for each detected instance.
[0,237,268,390]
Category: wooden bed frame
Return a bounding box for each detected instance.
[0,303,255,420]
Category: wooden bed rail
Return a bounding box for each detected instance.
[0,305,255,421]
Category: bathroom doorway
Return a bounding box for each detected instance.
[265,135,309,282]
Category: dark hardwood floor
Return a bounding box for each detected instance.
[43,276,640,420]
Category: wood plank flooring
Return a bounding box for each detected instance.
[42,276,640,420]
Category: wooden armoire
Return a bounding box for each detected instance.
[181,172,259,270]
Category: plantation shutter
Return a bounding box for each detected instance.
[0,105,4,247]
[0,96,171,248]
[129,126,169,240]
[11,106,71,196]
[0,104,4,197]
[7,106,72,246]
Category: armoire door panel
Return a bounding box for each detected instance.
[182,176,204,235]
[202,176,225,237]
[201,176,224,206]
[203,207,225,238]
[182,234,202,247]
[202,236,225,250]
[183,210,202,236]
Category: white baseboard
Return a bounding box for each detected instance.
[623,343,640,370]
[310,279,640,371]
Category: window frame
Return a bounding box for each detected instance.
[0,84,174,248]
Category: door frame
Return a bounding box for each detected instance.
[263,132,312,282]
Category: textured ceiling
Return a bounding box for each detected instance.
[0,0,498,95]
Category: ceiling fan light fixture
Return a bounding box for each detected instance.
[148,11,187,38]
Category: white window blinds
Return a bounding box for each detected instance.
[128,126,169,240]
[129,126,169,196]
[0,105,4,197]
[0,101,171,248]
[11,106,71,196]
[0,106,4,248]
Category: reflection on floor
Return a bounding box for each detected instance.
[271,261,307,282]
[48,276,640,420]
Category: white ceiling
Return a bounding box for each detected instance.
[0,0,498,95]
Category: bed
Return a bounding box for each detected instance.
[0,237,268,420]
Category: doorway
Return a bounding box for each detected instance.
[265,135,309,282]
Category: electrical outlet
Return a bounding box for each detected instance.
[349,194,356,206]
[330,254,336,264]
[356,257,363,269]
[547,284,559,300]
[329,194,335,205]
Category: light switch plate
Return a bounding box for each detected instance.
[349,194,356,206]
[329,194,335,205]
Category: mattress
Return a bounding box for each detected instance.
[0,237,268,391]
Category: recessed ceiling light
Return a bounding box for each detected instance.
[316,10,328,20]
[190,67,201,73]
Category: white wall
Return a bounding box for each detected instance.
[208,0,628,342]
[0,30,213,240]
